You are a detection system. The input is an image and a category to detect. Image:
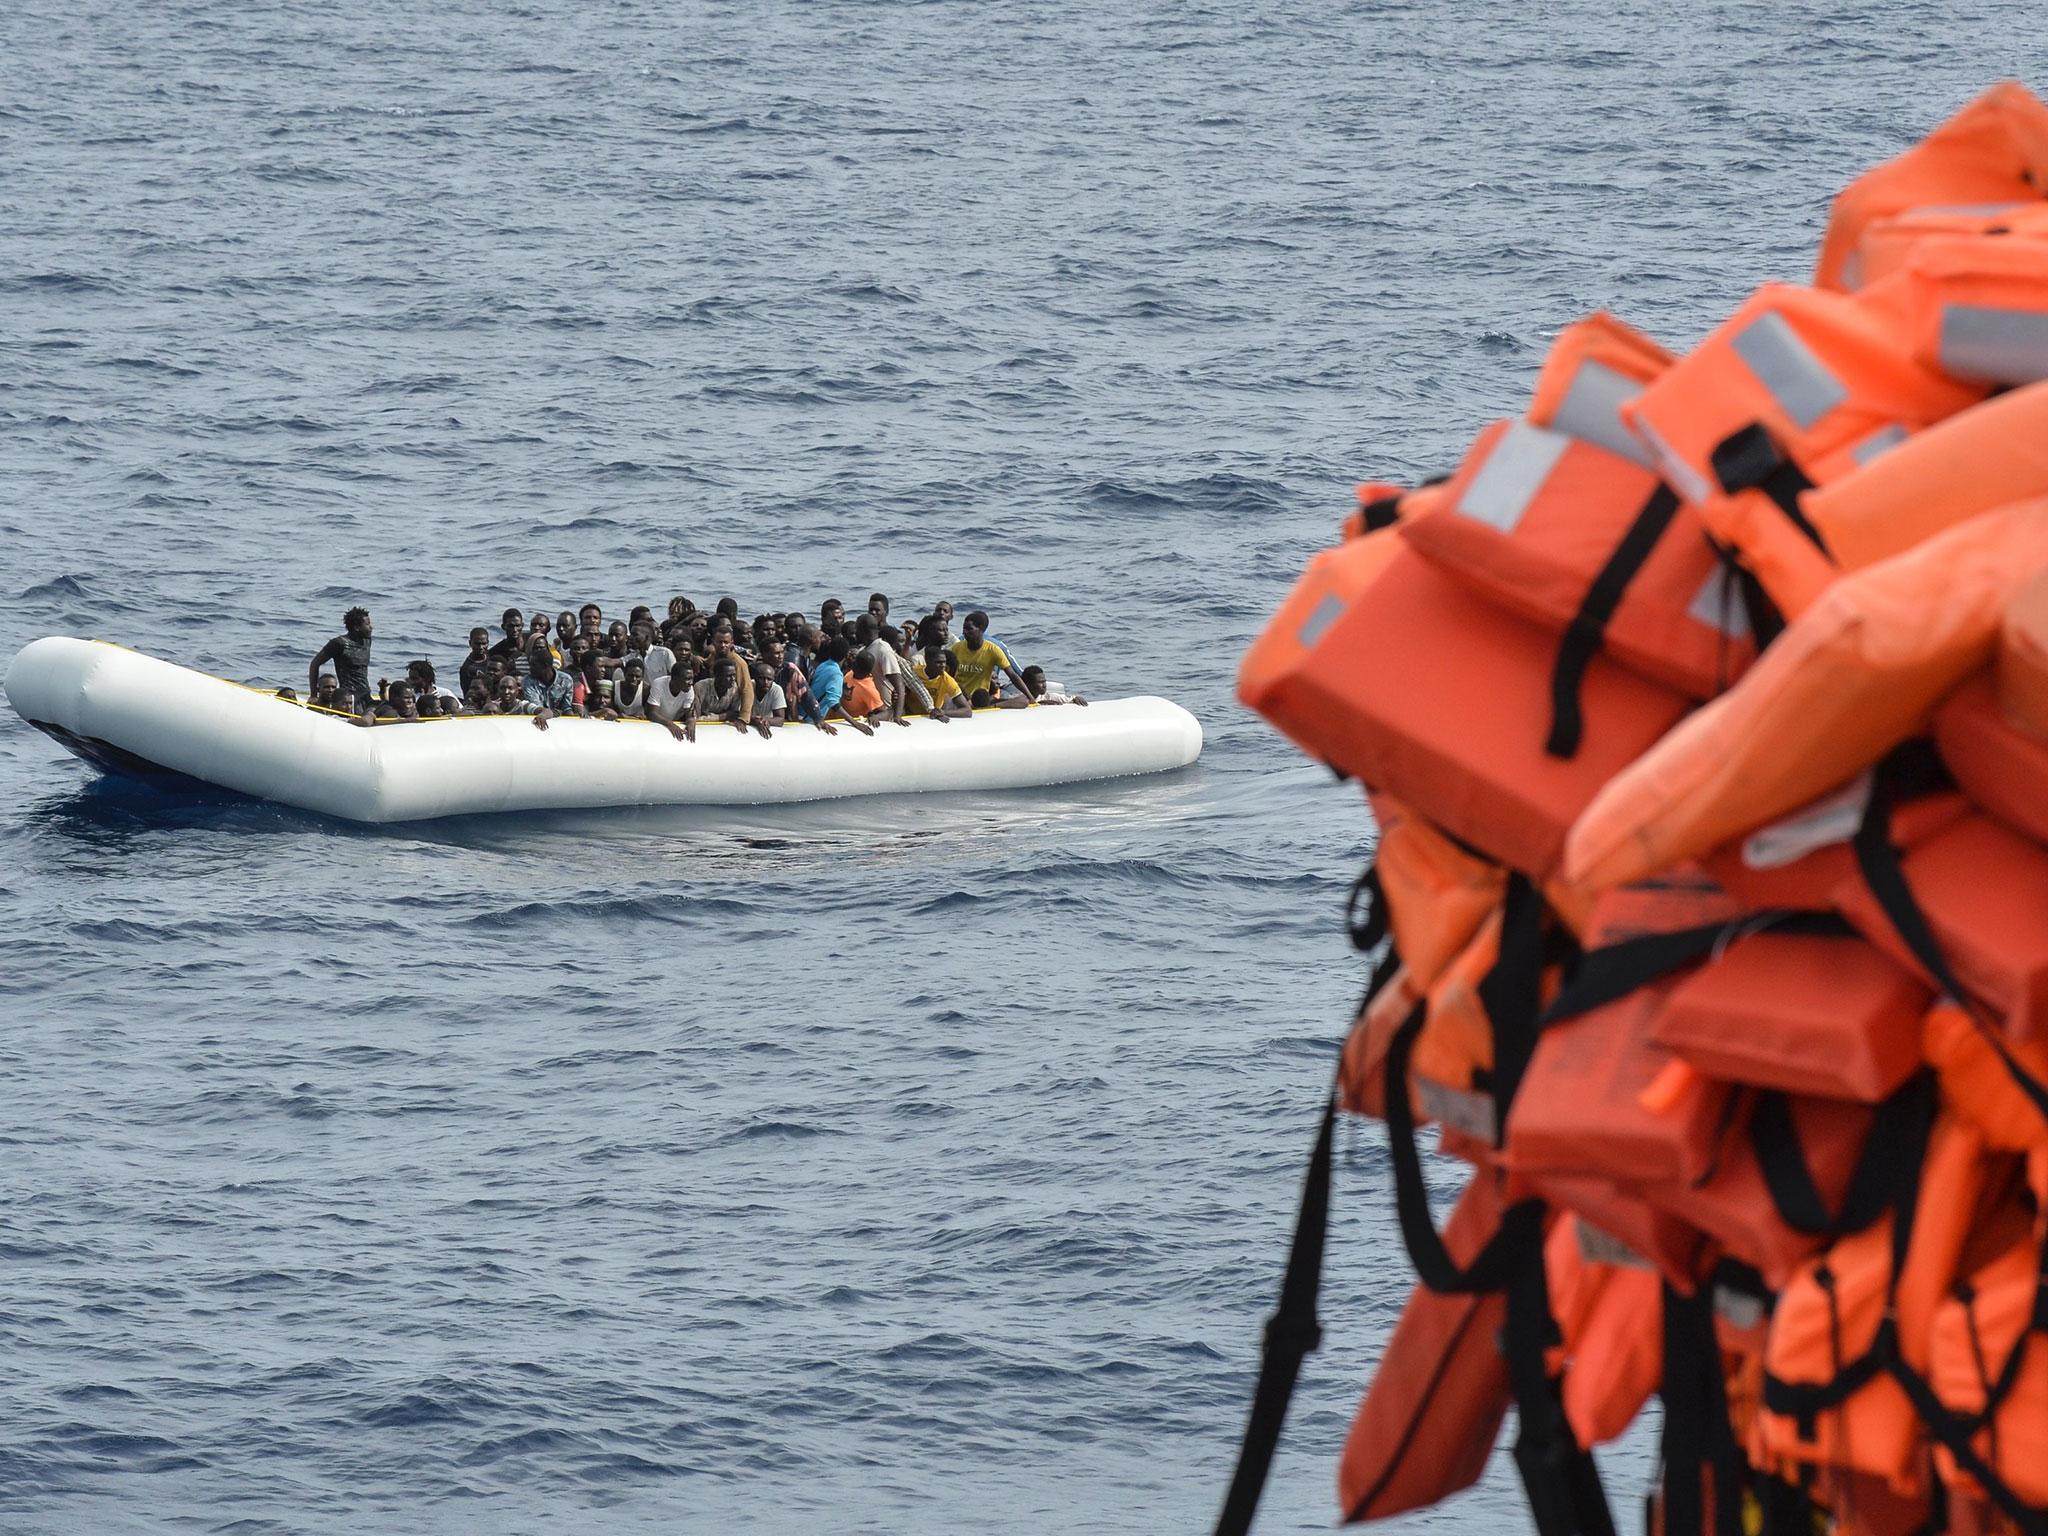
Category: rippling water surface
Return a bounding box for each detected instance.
[0,3,2040,1531]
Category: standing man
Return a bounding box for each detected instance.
[310,607,374,706]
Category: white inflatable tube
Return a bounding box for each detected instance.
[4,637,1203,823]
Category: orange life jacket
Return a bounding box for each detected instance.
[1545,1215,1663,1450]
[1337,1172,1513,1521]
[1622,279,1984,510]
[1697,787,1968,914]
[1898,231,2048,386]
[1336,966,1420,1121]
[1564,501,2048,897]
[1369,791,1505,991]
[1640,1090,1898,1291]
[1652,928,1929,1102]
[1343,479,1449,541]
[1924,1206,2048,1509]
[1241,535,1690,879]
[1526,311,1674,462]
[1936,670,2048,846]
[1798,379,2048,578]
[1757,1113,1987,1491]
[1398,418,1752,703]
[1848,201,2048,290]
[1922,1002,2048,1153]
[1815,80,2048,292]
[1833,813,2048,1040]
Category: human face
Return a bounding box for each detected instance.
[766,641,785,671]
[496,676,522,707]
[821,600,843,625]
[468,627,489,653]
[349,613,373,640]
[557,610,576,639]
[531,613,550,637]
[715,659,737,691]
[580,606,601,638]
[963,618,986,648]
[631,619,655,652]
[391,683,416,712]
[668,597,689,619]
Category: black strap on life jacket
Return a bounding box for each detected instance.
[1749,1070,1936,1240]
[1660,1283,1745,1536]
[1850,748,2048,1130]
[1359,492,1403,532]
[1537,909,1852,1031]
[1544,483,1683,760]
[1382,995,1544,1294]
[1344,861,1390,955]
[1479,872,1568,1128]
[1211,1093,1336,1536]
[1505,1250,1617,1536]
[1709,424,1832,556]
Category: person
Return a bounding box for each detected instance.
[804,638,865,735]
[949,610,1027,702]
[996,664,1087,707]
[489,608,529,678]
[356,679,419,725]
[523,639,581,718]
[647,651,695,742]
[556,610,579,652]
[917,645,974,718]
[606,656,651,720]
[309,607,373,704]
[931,601,955,644]
[458,627,493,695]
[842,652,886,724]
[407,659,460,708]
[578,603,603,647]
[692,656,752,733]
[851,614,914,727]
[1023,665,1085,706]
[310,673,343,712]
[819,597,845,635]
[868,592,890,622]
[529,612,562,668]
[489,672,554,730]
[748,662,785,739]
[274,686,299,703]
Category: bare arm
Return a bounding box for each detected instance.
[309,638,341,694]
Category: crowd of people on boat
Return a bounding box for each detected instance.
[297,594,1085,736]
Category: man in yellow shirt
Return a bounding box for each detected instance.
[949,610,1029,704]
[916,646,975,718]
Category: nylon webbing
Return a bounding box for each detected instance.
[1505,1248,1617,1536]
[1660,1284,1745,1536]
[1708,424,1831,556]
[1211,1094,1337,1536]
[1538,910,1850,1030]
[1360,493,1403,532]
[1850,750,2048,1129]
[1544,483,1682,760]
[1382,997,1543,1294]
[1749,1071,1934,1240]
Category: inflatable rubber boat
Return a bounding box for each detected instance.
[4,637,1203,822]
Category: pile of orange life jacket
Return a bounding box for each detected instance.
[1219,80,2048,1536]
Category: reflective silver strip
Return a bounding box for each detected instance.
[1454,421,1569,532]
[1687,567,1752,641]
[1630,414,1714,505]
[1840,250,1865,291]
[1297,592,1345,649]
[1899,200,2034,219]
[1714,1285,1766,1331]
[1850,424,1908,466]
[1741,772,1872,869]
[1577,1222,1651,1271]
[1413,1078,1496,1143]
[1731,310,1848,429]
[1548,359,1655,467]
[1939,304,2048,384]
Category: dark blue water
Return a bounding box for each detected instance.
[1,3,2041,1530]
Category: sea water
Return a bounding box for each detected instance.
[0,2,2037,1530]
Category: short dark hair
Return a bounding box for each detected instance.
[966,609,989,629]
[823,637,849,663]
[409,659,436,684]
[502,607,522,627]
[851,653,874,677]
[923,645,946,670]
[970,688,991,708]
[868,591,889,611]
[1022,665,1045,684]
[345,606,370,627]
